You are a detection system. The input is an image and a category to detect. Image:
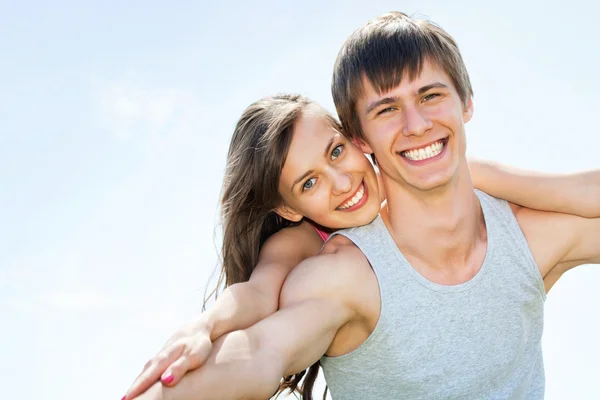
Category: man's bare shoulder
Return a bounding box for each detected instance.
[284,234,370,288]
[309,234,371,278]
[321,233,364,254]
[280,233,374,309]
[509,202,600,278]
[508,201,521,215]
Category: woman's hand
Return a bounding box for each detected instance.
[124,318,213,400]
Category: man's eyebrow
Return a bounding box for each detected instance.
[365,96,399,115]
[418,82,448,94]
[364,83,449,115]
[291,170,314,192]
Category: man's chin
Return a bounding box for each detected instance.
[400,170,457,193]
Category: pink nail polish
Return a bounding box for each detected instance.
[121,396,127,400]
[162,373,174,384]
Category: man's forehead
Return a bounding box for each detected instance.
[358,61,452,100]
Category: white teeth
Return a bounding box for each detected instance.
[338,183,365,210]
[402,140,444,161]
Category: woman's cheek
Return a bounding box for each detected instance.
[307,196,332,223]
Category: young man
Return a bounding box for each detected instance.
[135,12,599,400]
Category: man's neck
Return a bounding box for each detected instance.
[381,162,487,281]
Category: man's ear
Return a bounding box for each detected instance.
[352,137,374,154]
[274,204,303,222]
[463,97,474,123]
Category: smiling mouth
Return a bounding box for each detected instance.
[336,181,366,211]
[401,138,447,161]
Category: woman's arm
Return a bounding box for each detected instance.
[132,239,370,400]
[469,159,600,218]
[124,222,323,400]
[205,222,323,340]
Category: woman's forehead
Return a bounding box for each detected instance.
[291,115,339,158]
[296,111,341,142]
[280,115,341,182]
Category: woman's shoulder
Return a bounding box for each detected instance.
[274,220,323,240]
[259,221,324,263]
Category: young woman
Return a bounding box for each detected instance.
[124,94,600,400]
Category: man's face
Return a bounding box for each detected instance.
[355,60,473,194]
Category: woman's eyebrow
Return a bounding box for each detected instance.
[291,133,341,192]
[292,170,314,192]
[323,136,337,157]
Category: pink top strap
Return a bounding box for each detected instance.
[313,225,330,242]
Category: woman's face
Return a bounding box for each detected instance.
[277,111,380,230]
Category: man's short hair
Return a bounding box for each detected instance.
[332,11,474,141]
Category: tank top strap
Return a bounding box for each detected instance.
[311,224,330,242]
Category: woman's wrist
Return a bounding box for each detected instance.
[195,312,216,342]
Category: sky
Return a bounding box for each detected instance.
[0,1,598,399]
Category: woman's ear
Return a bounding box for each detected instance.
[353,137,374,154]
[274,204,303,222]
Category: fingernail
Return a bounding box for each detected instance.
[162,373,174,384]
[121,396,127,400]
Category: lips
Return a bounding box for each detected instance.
[400,138,448,163]
[336,181,368,211]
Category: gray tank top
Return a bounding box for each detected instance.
[320,190,546,399]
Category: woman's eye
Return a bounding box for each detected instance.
[331,144,344,160]
[302,178,317,191]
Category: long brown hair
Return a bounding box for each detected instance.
[206,93,335,399]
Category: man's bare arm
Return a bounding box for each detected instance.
[124,223,324,400]
[514,206,600,281]
[471,161,600,218]
[133,299,350,400]
[133,240,372,400]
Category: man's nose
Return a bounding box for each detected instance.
[402,106,433,137]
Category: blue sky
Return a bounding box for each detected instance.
[1,1,599,399]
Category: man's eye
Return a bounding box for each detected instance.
[331,144,344,159]
[423,93,440,102]
[377,107,396,116]
[303,178,317,191]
